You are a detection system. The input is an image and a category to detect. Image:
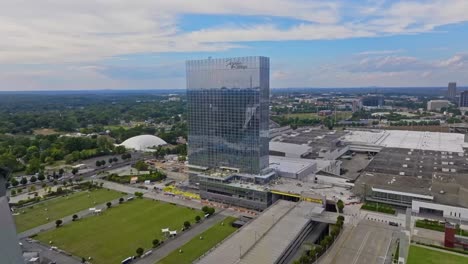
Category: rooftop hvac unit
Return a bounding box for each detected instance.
[442,168,449,172]
[399,172,405,176]
[402,164,408,168]
[451,169,457,172]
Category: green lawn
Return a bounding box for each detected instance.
[36,199,203,264]
[158,217,238,264]
[14,188,122,232]
[407,245,468,264]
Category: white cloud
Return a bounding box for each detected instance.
[0,0,467,65]
[355,49,404,56]
[1,0,468,90]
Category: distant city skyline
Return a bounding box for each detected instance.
[1,0,468,90]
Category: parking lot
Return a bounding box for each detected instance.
[321,220,399,264]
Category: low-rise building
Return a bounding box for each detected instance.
[427,100,450,111]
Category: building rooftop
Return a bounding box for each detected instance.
[269,141,312,157]
[269,156,318,175]
[356,147,468,206]
[196,200,296,264]
[343,130,468,153]
[196,201,320,264]
[239,202,319,264]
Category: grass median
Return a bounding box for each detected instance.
[407,245,468,264]
[158,216,238,264]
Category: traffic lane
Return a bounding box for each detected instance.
[20,238,82,264]
[330,220,398,264]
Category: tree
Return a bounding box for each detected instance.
[96,160,102,167]
[113,157,118,162]
[152,239,160,248]
[337,200,344,213]
[55,219,63,227]
[10,189,16,196]
[134,160,148,172]
[195,215,201,223]
[37,173,45,182]
[101,160,106,166]
[207,207,215,216]
[119,197,124,204]
[30,175,37,183]
[108,158,113,164]
[202,206,209,213]
[134,192,143,199]
[136,247,144,257]
[72,168,79,175]
[106,202,112,208]
[72,214,78,221]
[58,168,64,176]
[11,178,19,187]
[184,221,191,229]
[20,177,28,185]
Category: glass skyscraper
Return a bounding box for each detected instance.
[186,56,270,174]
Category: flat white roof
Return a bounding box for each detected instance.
[269,156,317,174]
[343,130,468,153]
[269,141,311,155]
[372,187,434,200]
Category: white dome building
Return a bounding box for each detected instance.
[119,135,167,151]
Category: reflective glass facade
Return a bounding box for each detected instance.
[186,56,270,174]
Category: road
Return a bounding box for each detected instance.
[21,238,82,264]
[135,213,226,264]
[320,220,400,264]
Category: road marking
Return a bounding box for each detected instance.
[351,230,370,264]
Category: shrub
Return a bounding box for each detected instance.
[136,247,144,257]
[72,214,78,221]
[195,215,201,223]
[106,202,112,208]
[361,202,395,214]
[184,221,191,229]
[152,239,160,248]
[55,219,63,227]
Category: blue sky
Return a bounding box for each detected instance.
[1,0,468,90]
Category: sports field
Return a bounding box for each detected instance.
[158,216,238,264]
[407,245,468,264]
[14,188,122,232]
[36,198,203,264]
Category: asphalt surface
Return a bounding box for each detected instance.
[20,238,82,264]
[320,220,399,264]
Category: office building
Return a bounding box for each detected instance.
[427,100,450,111]
[186,56,274,210]
[186,56,270,174]
[448,82,457,99]
[459,91,468,108]
[362,95,384,107]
